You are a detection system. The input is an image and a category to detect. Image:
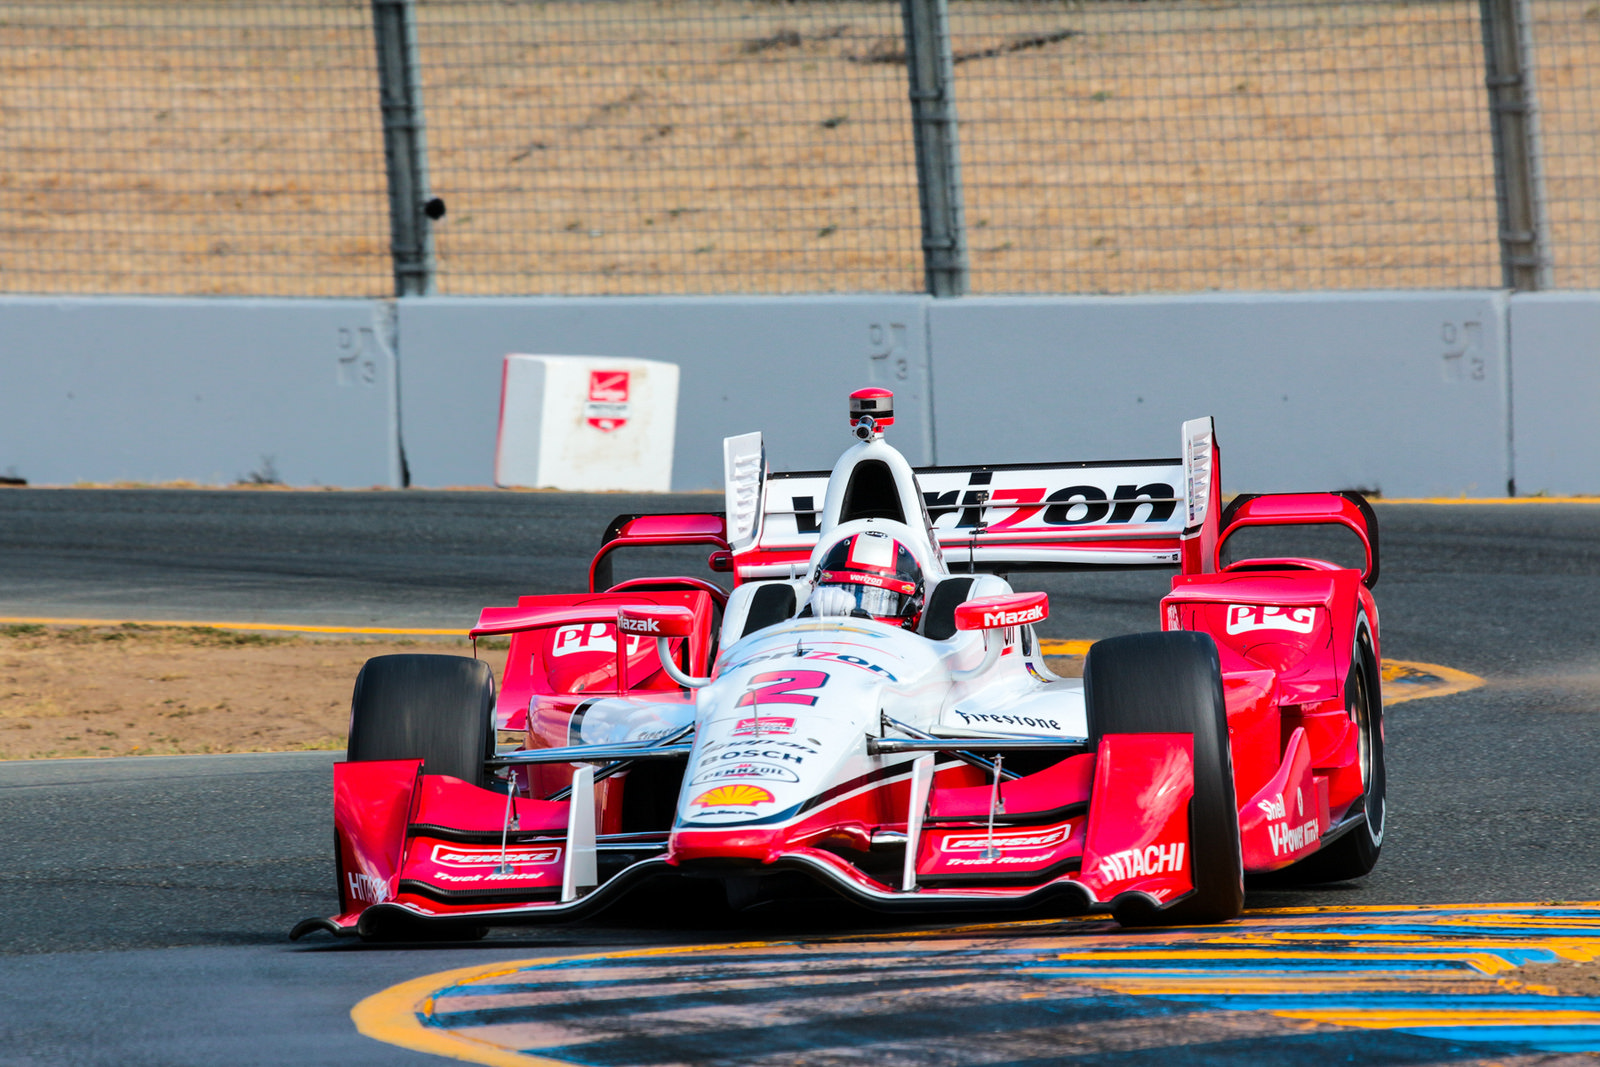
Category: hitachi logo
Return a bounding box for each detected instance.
[983,605,1045,627]
[617,615,661,634]
[1097,842,1185,882]
[346,871,389,904]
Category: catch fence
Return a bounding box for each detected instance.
[0,0,1595,297]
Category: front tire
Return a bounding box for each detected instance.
[346,654,496,788]
[1084,631,1244,925]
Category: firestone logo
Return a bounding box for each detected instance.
[1226,605,1317,635]
[1097,842,1186,882]
[983,604,1046,628]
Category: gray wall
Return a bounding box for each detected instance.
[928,293,1511,498]
[1509,293,1600,496]
[0,297,400,488]
[396,296,933,490]
[0,291,1594,496]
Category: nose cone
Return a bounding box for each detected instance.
[667,825,792,868]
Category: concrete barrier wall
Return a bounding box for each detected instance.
[396,297,932,490]
[0,297,401,488]
[4,290,1598,496]
[929,293,1512,499]
[1508,293,1600,496]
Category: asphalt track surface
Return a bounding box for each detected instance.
[4,489,1600,1065]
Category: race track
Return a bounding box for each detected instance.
[4,491,1600,1065]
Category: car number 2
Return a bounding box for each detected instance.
[737,670,829,707]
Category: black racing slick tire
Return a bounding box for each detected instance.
[1279,628,1386,883]
[1084,631,1244,926]
[346,654,496,789]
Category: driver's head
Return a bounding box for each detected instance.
[809,529,924,628]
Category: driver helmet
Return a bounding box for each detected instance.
[810,529,924,628]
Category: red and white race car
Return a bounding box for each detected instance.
[294,388,1384,939]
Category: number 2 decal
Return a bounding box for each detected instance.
[737,670,828,707]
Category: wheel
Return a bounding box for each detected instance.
[1278,625,1385,883]
[1084,631,1244,925]
[346,654,496,789]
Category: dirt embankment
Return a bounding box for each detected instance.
[0,624,504,761]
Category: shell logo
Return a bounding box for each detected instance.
[691,784,775,808]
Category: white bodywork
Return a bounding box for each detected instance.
[582,426,1089,831]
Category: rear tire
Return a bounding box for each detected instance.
[1277,629,1385,883]
[346,654,496,789]
[1084,631,1243,925]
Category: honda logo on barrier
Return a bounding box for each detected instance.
[586,370,630,432]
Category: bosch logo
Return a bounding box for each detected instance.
[617,615,661,635]
[982,605,1045,628]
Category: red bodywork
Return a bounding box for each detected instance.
[305,446,1381,937]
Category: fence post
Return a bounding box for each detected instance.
[1478,0,1550,290]
[901,0,968,297]
[372,0,437,297]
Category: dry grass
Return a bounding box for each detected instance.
[0,0,1596,296]
[0,623,495,760]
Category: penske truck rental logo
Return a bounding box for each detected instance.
[429,844,562,867]
[586,370,630,432]
[941,824,1072,852]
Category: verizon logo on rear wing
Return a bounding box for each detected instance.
[757,460,1185,568]
[725,417,1218,575]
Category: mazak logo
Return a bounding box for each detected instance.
[691,762,799,786]
[346,871,390,904]
[982,604,1046,628]
[733,716,796,736]
[617,615,660,635]
[585,370,631,432]
[942,824,1072,853]
[1226,605,1317,635]
[429,844,561,868]
[1096,842,1186,882]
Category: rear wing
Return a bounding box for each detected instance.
[724,418,1224,579]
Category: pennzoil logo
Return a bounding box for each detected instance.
[1225,605,1317,635]
[691,784,775,808]
[941,824,1072,852]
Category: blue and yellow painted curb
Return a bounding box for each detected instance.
[353,902,1600,1065]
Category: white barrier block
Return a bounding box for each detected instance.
[494,355,679,491]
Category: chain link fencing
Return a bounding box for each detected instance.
[0,0,1594,297]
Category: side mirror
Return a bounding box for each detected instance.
[954,592,1049,632]
[616,606,712,688]
[950,592,1048,682]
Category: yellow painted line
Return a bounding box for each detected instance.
[351,940,799,1067]
[1377,497,1600,505]
[0,622,1490,707]
[1381,660,1486,706]
[1042,640,1484,708]
[0,615,468,637]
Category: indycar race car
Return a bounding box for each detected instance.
[293,388,1384,940]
